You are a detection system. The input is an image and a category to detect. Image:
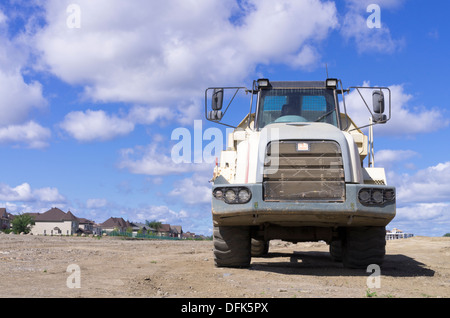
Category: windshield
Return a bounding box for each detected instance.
[256,88,338,129]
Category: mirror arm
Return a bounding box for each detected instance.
[204,86,248,128]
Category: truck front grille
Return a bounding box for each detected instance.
[263,140,345,202]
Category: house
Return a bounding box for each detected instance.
[157,224,172,237]
[170,225,183,238]
[77,218,97,235]
[93,223,103,236]
[28,207,79,236]
[386,228,414,240]
[133,222,154,235]
[100,217,133,234]
[0,208,12,230]
[155,224,183,238]
[183,231,196,239]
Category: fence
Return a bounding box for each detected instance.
[103,231,181,240]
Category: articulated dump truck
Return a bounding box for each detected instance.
[205,78,395,269]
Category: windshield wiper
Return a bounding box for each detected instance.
[314,110,335,122]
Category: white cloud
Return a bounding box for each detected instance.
[0,182,66,203]
[395,161,450,204]
[0,9,48,145]
[169,174,211,205]
[287,45,320,69]
[392,202,450,236]
[0,8,50,149]
[396,203,449,222]
[0,10,6,25]
[127,100,202,126]
[86,198,108,209]
[127,106,174,126]
[33,0,338,106]
[0,8,47,122]
[344,0,406,11]
[343,83,448,136]
[33,187,66,203]
[375,149,418,170]
[127,204,189,225]
[59,109,134,142]
[340,0,404,54]
[387,161,450,236]
[0,70,47,126]
[0,121,51,148]
[118,140,214,176]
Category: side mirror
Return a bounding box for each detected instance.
[212,89,224,110]
[372,90,385,114]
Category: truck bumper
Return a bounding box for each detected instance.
[211,183,396,227]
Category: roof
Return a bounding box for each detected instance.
[170,225,183,234]
[159,224,171,232]
[100,217,132,229]
[269,81,325,89]
[65,211,78,221]
[28,208,80,222]
[0,208,7,219]
[77,218,95,224]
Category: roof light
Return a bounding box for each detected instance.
[257,78,270,88]
[326,78,338,89]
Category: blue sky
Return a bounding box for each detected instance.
[0,0,449,236]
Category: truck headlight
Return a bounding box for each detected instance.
[372,190,384,204]
[238,188,251,203]
[358,187,395,206]
[213,189,223,200]
[213,187,252,204]
[384,189,395,201]
[224,189,237,203]
[358,189,371,202]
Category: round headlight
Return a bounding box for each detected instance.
[214,189,223,200]
[238,188,251,203]
[372,190,384,203]
[384,189,395,201]
[224,189,236,203]
[358,189,371,202]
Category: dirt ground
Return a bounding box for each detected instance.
[1,233,449,298]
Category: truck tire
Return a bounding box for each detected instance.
[342,226,386,269]
[251,239,269,257]
[213,226,251,268]
[329,240,343,262]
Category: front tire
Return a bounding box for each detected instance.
[213,226,251,268]
[342,226,386,269]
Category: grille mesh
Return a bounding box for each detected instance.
[263,140,345,201]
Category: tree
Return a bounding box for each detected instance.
[11,214,35,234]
[146,220,162,230]
[444,233,450,237]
